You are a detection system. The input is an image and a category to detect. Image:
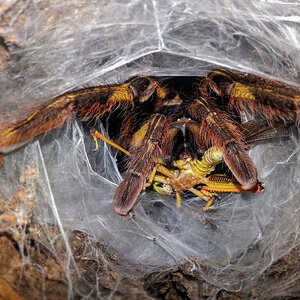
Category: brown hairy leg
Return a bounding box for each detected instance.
[0,77,158,155]
[113,114,170,216]
[0,96,74,153]
[187,97,258,190]
[205,68,300,124]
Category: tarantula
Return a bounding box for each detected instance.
[0,69,299,216]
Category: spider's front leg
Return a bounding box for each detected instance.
[0,77,158,156]
[204,68,300,125]
[113,114,170,216]
[187,97,258,190]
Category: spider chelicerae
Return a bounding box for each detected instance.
[0,69,299,215]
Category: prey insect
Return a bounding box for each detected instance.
[145,146,265,211]
[0,69,299,216]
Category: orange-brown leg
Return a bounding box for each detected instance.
[0,77,158,161]
[113,114,170,216]
[206,69,300,125]
[187,97,258,190]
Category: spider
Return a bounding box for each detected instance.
[0,69,299,216]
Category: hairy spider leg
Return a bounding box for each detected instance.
[0,77,158,157]
[187,98,258,190]
[75,77,158,120]
[207,69,300,127]
[113,114,170,216]
[0,95,74,153]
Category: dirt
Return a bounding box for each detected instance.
[1,222,300,300]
